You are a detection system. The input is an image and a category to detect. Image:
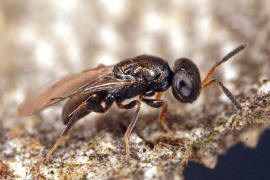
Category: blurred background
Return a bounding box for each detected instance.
[0,0,269,179]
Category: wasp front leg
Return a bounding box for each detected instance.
[141,96,172,134]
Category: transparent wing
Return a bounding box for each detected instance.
[18,65,135,116]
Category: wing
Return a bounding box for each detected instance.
[18,65,136,116]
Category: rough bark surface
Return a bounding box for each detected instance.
[0,0,269,179]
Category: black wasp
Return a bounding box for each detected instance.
[18,44,246,161]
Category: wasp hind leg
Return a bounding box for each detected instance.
[44,98,112,162]
[117,100,141,161]
[44,103,83,162]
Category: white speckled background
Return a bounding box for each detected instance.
[0,0,270,179]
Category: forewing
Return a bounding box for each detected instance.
[18,65,137,116]
[18,66,114,116]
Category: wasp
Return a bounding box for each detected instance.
[18,44,246,161]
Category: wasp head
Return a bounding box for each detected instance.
[171,58,201,103]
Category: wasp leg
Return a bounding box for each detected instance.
[62,92,111,125]
[202,79,242,110]
[117,100,141,161]
[143,90,155,97]
[141,97,172,134]
[156,92,162,99]
[44,99,112,162]
[44,104,83,162]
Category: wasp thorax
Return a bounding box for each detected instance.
[172,58,201,103]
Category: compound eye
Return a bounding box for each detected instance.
[176,77,192,97]
[172,58,201,103]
